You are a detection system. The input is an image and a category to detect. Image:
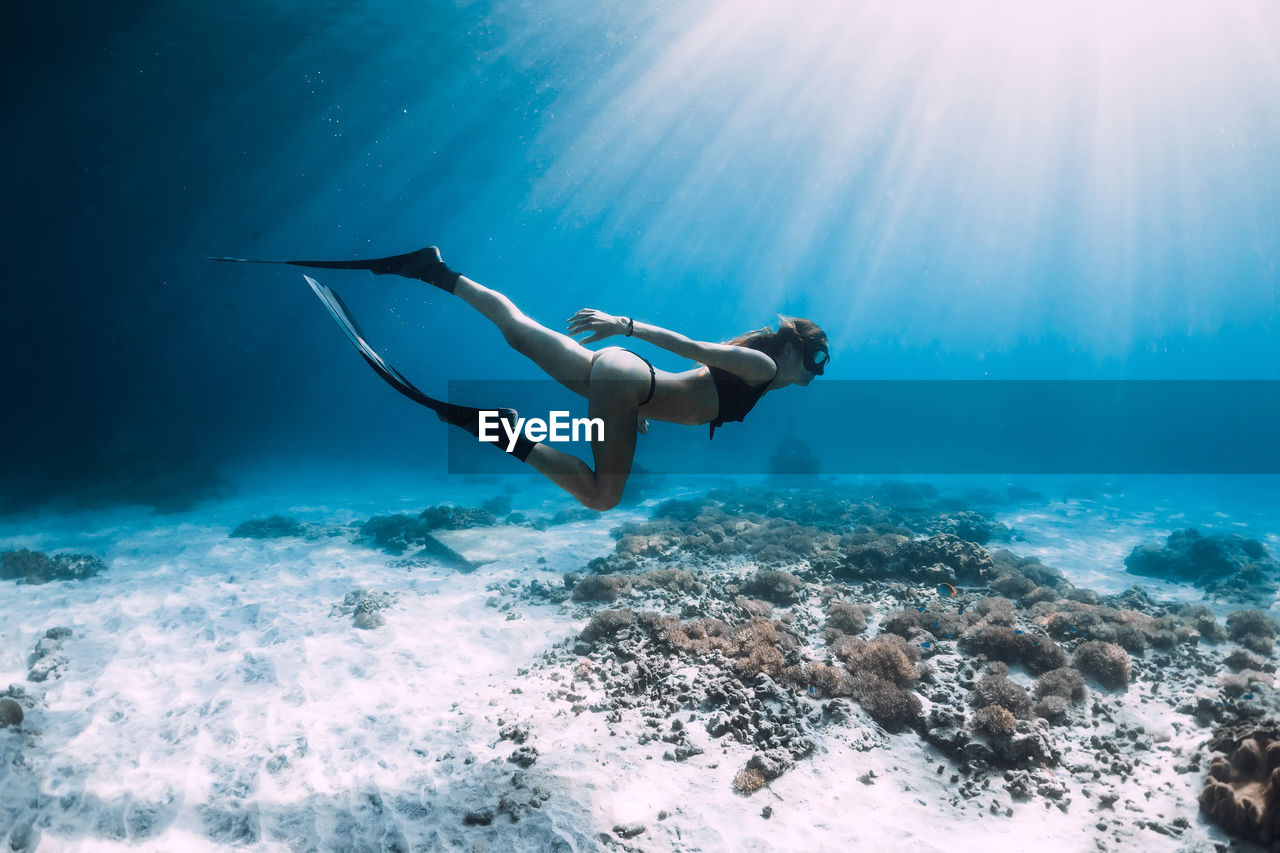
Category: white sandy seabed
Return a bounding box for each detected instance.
[1,472,1278,852]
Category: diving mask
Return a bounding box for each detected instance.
[803,344,829,376]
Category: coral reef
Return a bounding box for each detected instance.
[832,636,919,687]
[480,495,512,517]
[957,625,1068,674]
[418,505,498,531]
[230,515,305,539]
[632,569,702,594]
[0,550,105,585]
[513,482,1277,836]
[569,574,632,603]
[923,511,1011,546]
[330,589,398,630]
[840,534,997,586]
[849,673,923,730]
[580,609,634,643]
[975,597,1016,625]
[355,514,476,570]
[611,485,1012,568]
[1126,528,1279,600]
[1032,667,1087,708]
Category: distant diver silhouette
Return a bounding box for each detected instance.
[213,245,829,511]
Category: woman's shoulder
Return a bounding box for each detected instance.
[707,359,776,388]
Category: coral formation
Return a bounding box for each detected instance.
[632,569,702,594]
[418,504,498,531]
[1032,667,1087,703]
[1126,528,1278,600]
[850,673,923,729]
[833,636,919,687]
[355,515,475,570]
[740,570,804,605]
[330,589,398,630]
[975,597,1016,625]
[841,533,997,586]
[1200,724,1280,846]
[1227,610,1280,656]
[580,609,635,643]
[0,697,22,728]
[972,705,1017,737]
[825,601,871,635]
[957,625,1067,673]
[732,768,767,796]
[570,574,632,603]
[971,672,1033,719]
[230,515,304,539]
[1072,641,1131,690]
[1,549,105,585]
[533,483,1273,821]
[924,510,1011,545]
[28,627,73,682]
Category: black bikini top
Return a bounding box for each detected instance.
[707,364,777,439]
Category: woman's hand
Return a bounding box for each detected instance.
[567,309,628,344]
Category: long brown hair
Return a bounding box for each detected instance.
[726,316,827,359]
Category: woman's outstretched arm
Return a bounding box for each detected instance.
[568,310,776,383]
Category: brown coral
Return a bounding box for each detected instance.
[1200,727,1280,846]
[1072,641,1131,690]
[571,574,632,603]
[656,616,794,679]
[741,569,805,604]
[972,705,1017,737]
[780,662,853,698]
[632,568,702,593]
[1032,667,1086,703]
[1228,609,1280,656]
[832,636,918,687]
[825,601,870,635]
[733,768,767,796]
[971,673,1033,719]
[975,597,1017,625]
[580,609,635,643]
[850,673,922,730]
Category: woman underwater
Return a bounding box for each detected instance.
[214,245,829,510]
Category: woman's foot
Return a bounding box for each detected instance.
[433,401,536,461]
[369,245,459,292]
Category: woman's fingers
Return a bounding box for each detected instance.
[567,309,620,344]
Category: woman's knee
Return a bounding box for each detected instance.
[582,484,624,512]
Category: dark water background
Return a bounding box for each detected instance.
[4,1,1278,510]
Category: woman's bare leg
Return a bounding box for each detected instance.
[523,349,643,511]
[453,275,594,397]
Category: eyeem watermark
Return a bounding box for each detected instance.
[477,410,604,453]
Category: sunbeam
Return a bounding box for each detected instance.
[526,0,1279,368]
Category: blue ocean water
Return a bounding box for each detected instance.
[2,5,1280,848]
[4,0,1277,503]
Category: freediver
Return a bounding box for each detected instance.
[210,246,829,511]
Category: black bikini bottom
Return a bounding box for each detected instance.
[622,349,656,406]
